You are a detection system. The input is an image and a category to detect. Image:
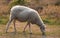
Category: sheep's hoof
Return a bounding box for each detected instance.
[6,31,8,33]
[42,32,46,36]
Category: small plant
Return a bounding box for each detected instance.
[9,0,27,7]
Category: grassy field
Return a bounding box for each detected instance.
[0,5,60,38]
[0,6,60,38]
[0,21,60,38]
[0,0,60,38]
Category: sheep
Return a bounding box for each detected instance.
[6,5,45,35]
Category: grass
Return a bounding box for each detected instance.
[0,0,60,38]
[43,17,60,25]
[45,25,60,36]
[0,21,60,38]
[0,15,9,25]
[0,5,60,38]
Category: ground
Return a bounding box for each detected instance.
[0,21,60,38]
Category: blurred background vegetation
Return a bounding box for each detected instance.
[0,0,60,25]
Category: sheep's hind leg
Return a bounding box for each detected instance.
[6,14,14,33]
[13,19,17,33]
[6,18,13,33]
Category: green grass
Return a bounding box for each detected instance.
[43,19,55,25]
[43,18,60,25]
[0,15,9,25]
[0,19,8,24]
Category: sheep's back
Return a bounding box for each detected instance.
[10,5,40,23]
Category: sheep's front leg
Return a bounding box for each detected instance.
[29,23,32,34]
[23,22,32,34]
[23,24,28,32]
[40,25,45,35]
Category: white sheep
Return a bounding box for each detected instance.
[6,5,45,35]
